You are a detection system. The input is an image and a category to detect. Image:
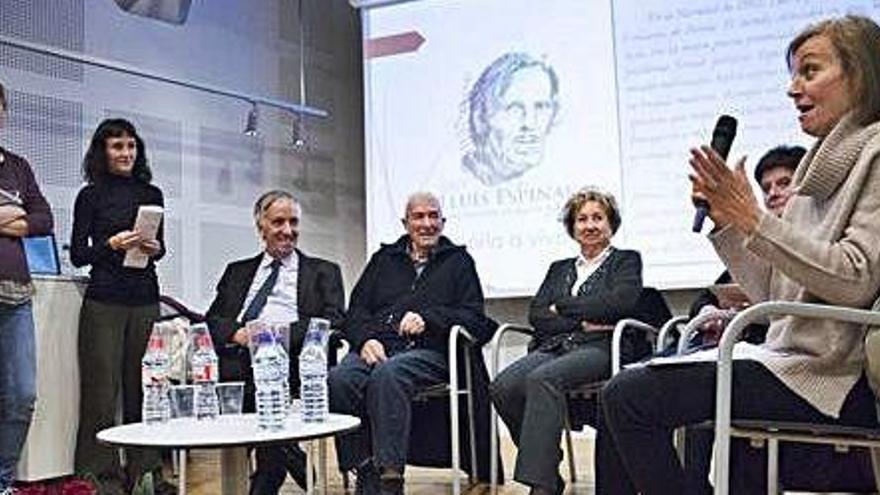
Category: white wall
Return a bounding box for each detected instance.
[1,0,366,310]
[1,0,708,325]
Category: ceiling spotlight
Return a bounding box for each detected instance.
[291,114,306,150]
[243,103,259,136]
[291,0,309,152]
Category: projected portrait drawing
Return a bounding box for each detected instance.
[462,52,560,186]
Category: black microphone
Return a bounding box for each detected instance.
[692,115,738,233]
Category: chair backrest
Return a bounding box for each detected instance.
[862,295,880,396]
[159,294,206,323]
[865,306,880,491]
[636,287,673,329]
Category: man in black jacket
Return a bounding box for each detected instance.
[206,190,345,495]
[329,192,491,495]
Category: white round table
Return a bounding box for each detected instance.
[97,413,360,495]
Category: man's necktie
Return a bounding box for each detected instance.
[242,258,282,322]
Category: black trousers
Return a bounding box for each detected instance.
[490,341,610,492]
[596,360,877,495]
[75,299,161,479]
[328,349,448,471]
[249,444,308,494]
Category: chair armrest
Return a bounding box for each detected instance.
[328,329,348,365]
[449,324,477,351]
[488,323,534,489]
[676,308,736,355]
[611,318,658,375]
[448,325,478,387]
[713,301,880,495]
[657,315,689,354]
[329,328,346,347]
[488,323,535,380]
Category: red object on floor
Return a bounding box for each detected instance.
[12,482,50,495]
[59,477,97,495]
[14,477,97,495]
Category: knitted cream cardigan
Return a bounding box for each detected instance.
[712,113,880,418]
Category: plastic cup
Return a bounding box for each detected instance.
[290,398,303,418]
[169,384,195,418]
[216,381,245,415]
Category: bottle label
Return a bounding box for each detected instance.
[142,367,165,384]
[194,364,214,382]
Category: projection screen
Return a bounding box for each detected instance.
[361,0,875,296]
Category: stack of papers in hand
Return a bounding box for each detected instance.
[123,205,163,269]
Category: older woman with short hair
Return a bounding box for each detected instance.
[597,15,880,494]
[490,187,642,495]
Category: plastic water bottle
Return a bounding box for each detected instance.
[276,336,291,417]
[253,331,289,430]
[191,333,220,420]
[142,326,171,425]
[300,318,329,423]
[270,323,292,413]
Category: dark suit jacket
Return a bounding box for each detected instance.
[528,247,643,348]
[205,249,345,409]
[527,248,646,429]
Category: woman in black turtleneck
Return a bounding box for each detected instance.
[70,118,166,490]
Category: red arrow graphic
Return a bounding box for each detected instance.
[365,31,426,59]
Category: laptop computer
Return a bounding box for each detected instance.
[22,234,61,275]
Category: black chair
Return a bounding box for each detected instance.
[158,294,206,323]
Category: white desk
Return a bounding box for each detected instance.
[17,275,87,481]
[97,413,360,494]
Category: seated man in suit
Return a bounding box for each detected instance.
[329,191,491,495]
[206,190,345,495]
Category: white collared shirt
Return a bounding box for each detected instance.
[237,251,300,324]
[571,246,612,296]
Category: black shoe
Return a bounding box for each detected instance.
[527,475,565,495]
[153,478,179,495]
[354,462,381,495]
[131,471,178,495]
[556,473,566,495]
[556,476,565,495]
[94,474,127,495]
[379,475,404,495]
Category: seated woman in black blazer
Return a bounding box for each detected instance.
[490,187,642,495]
